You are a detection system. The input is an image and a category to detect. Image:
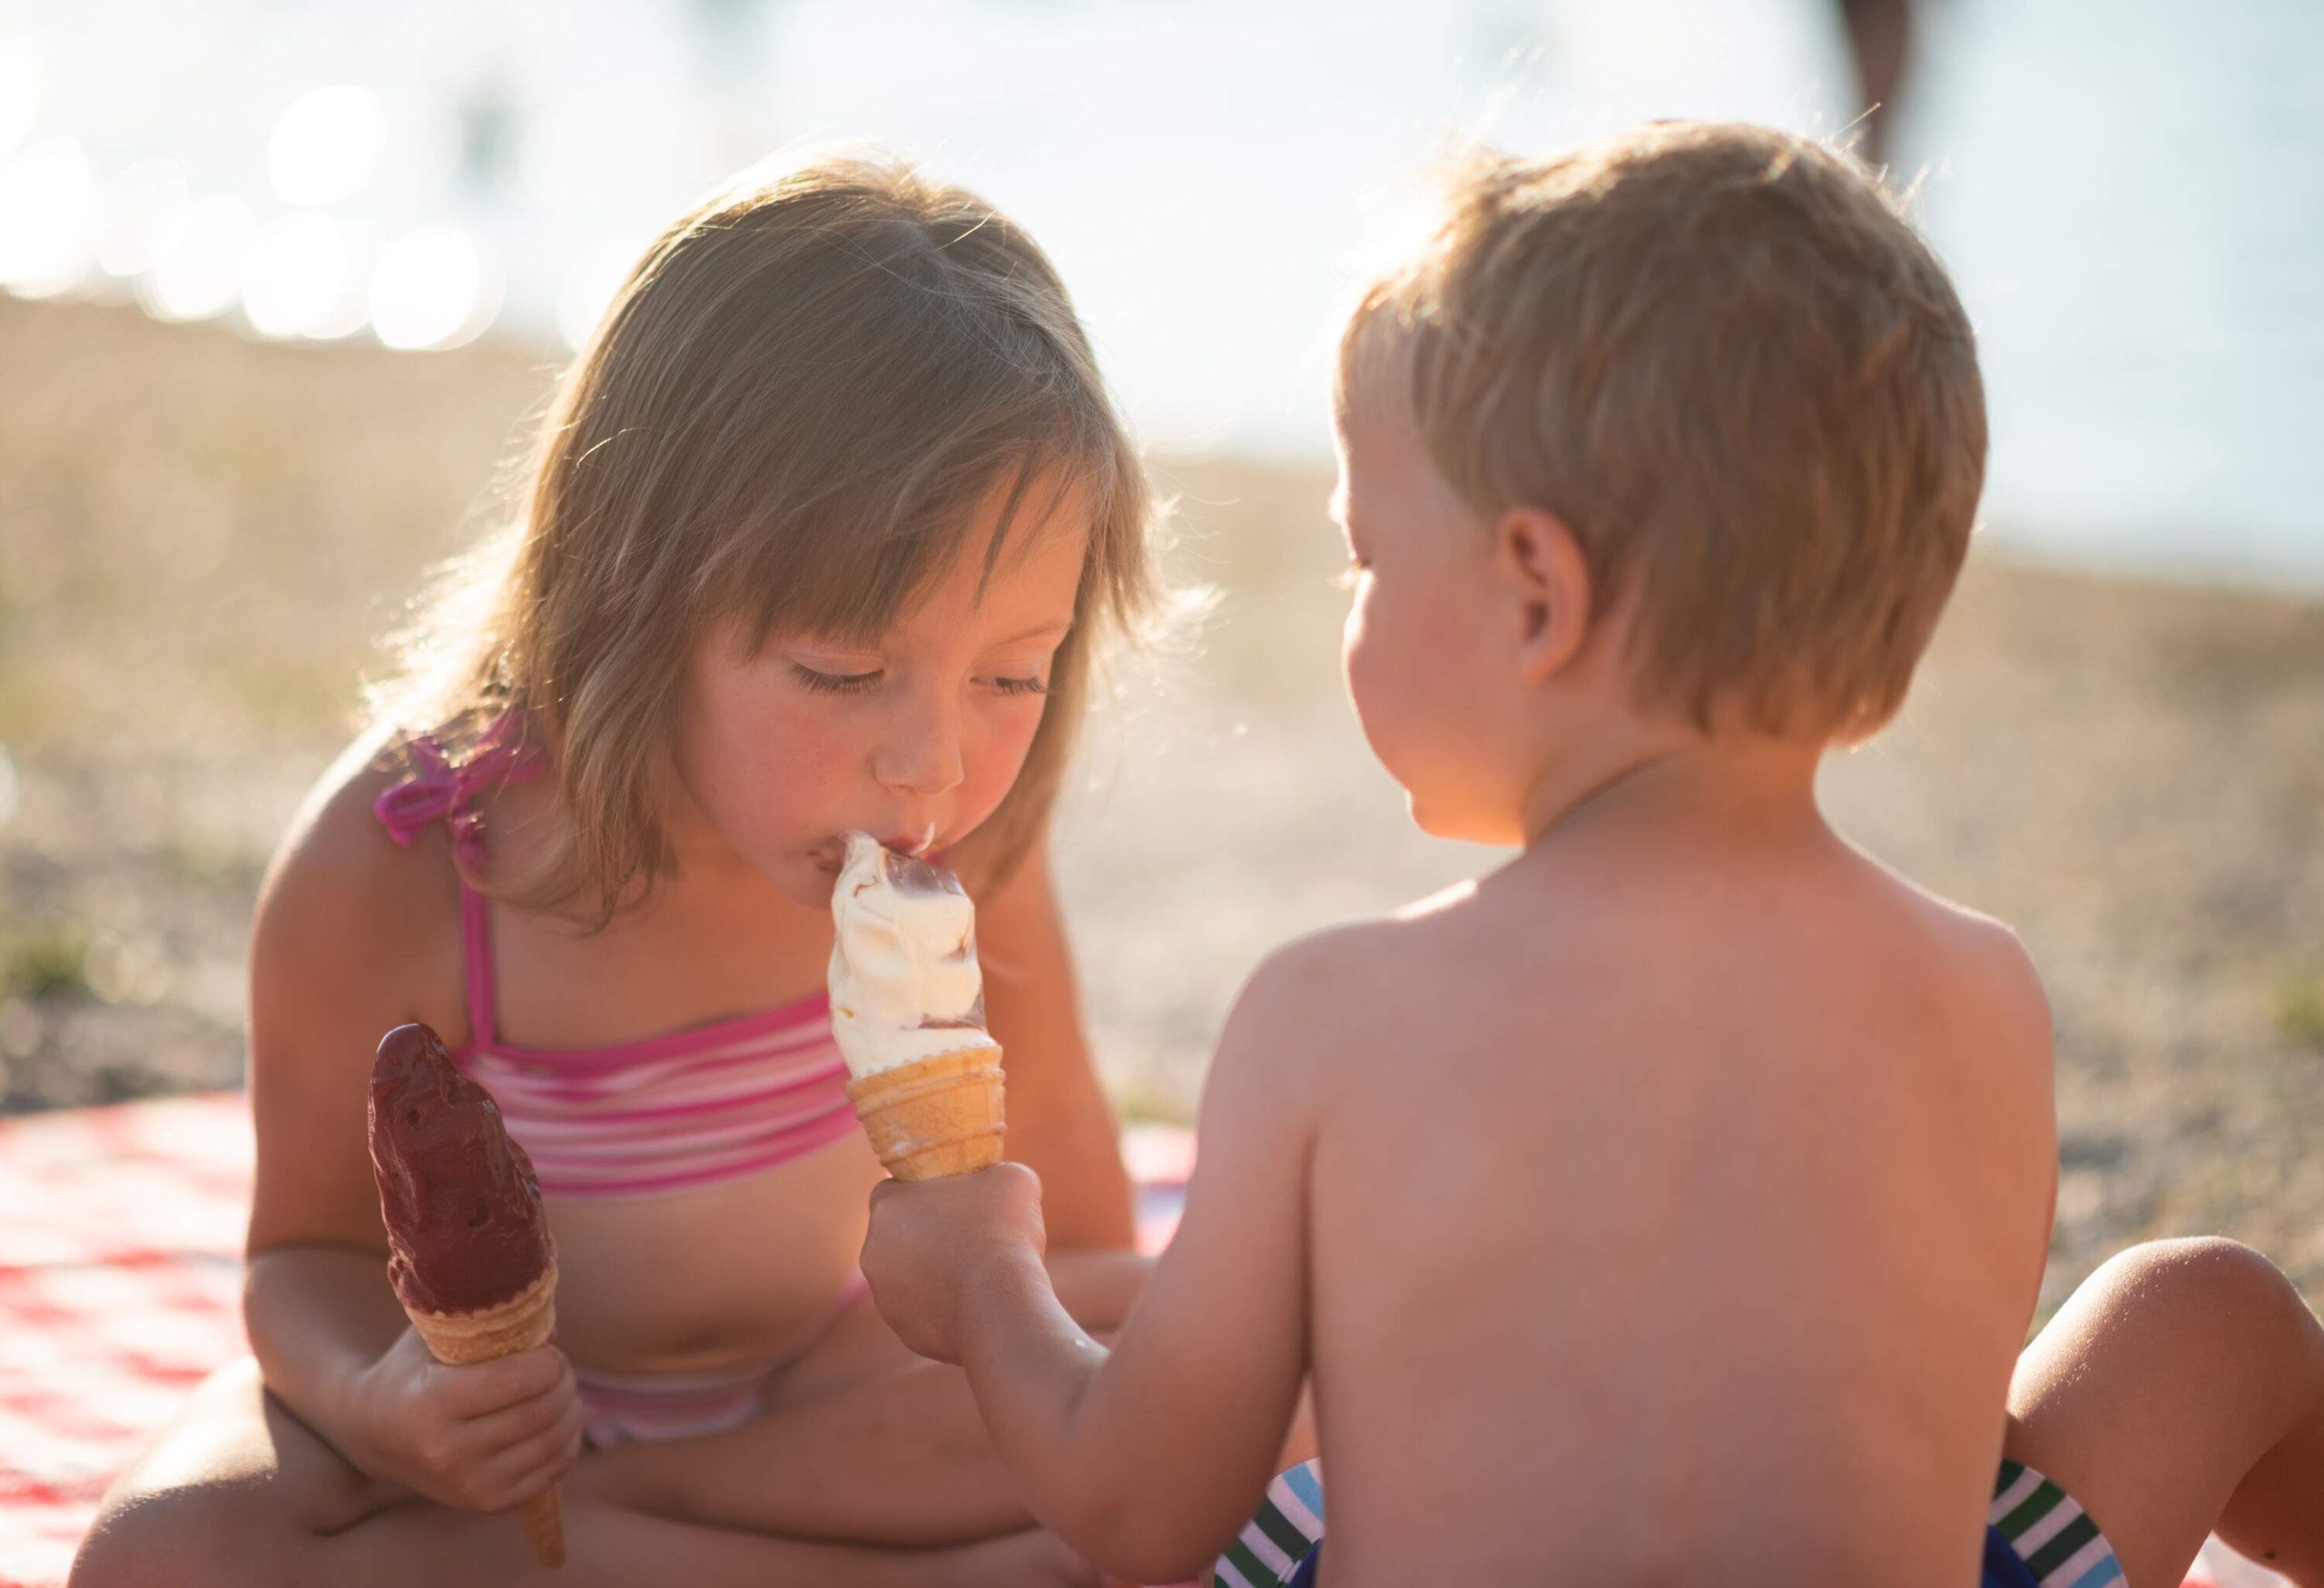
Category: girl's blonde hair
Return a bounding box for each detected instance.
[370,151,1154,925]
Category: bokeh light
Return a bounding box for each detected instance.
[369,223,498,350]
[91,158,191,278]
[0,36,40,163]
[0,136,92,297]
[302,222,379,340]
[266,84,387,208]
[555,237,643,352]
[138,194,253,322]
[517,97,716,216]
[241,210,354,340]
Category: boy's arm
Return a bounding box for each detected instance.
[862,941,1326,1584]
[977,834,1137,1250]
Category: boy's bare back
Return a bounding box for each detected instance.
[1274,760,2054,1583]
[855,123,2023,1588]
[858,759,2059,1586]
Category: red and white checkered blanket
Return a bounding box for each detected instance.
[0,1095,2270,1587]
[0,1096,254,1585]
[0,1093,1191,1586]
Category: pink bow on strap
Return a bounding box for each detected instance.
[372,716,543,871]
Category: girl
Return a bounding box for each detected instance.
[74,153,1154,1587]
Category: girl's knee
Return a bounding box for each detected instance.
[70,1359,372,1588]
[70,1479,296,1588]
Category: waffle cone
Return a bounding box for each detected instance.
[404,1255,566,1569]
[844,1046,1006,1181]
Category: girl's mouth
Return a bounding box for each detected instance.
[881,824,940,857]
[809,825,940,875]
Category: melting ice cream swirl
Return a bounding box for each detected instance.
[828,832,999,1078]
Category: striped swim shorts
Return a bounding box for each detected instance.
[1215,1455,2122,1587]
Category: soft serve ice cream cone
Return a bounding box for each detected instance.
[828,832,1006,1180]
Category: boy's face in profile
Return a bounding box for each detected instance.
[1330,395,1530,847]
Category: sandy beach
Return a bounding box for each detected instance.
[3,295,2319,1318]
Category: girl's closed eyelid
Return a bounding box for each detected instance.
[787,661,883,694]
[783,659,1051,697]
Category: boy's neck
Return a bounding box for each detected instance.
[1518,721,1827,854]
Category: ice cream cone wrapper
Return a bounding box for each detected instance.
[845,1047,1006,1181]
[405,1256,566,1569]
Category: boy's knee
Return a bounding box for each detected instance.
[2093,1238,2319,1361]
[2102,1237,2302,1314]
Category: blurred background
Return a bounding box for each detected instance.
[0,0,2318,1315]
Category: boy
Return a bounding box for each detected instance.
[861,123,2324,1587]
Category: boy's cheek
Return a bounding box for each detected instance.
[1350,676,1520,843]
[1344,631,1447,804]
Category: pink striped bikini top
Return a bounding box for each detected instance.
[372,712,859,1199]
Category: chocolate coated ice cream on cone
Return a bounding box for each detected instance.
[369,1021,566,1568]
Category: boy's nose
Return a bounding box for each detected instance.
[873,705,965,800]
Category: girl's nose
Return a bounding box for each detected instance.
[873,701,965,800]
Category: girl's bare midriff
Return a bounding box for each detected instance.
[545,1140,885,1372]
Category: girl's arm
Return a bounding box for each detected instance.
[242,756,432,1428]
[862,939,1324,1584]
[975,834,1135,1250]
[243,752,578,1512]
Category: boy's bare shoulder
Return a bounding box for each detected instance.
[1868,858,2053,1047]
[1196,917,1409,1149]
[1216,881,1484,1077]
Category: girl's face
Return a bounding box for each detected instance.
[671,488,1089,906]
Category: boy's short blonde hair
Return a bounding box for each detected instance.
[1341,121,1986,742]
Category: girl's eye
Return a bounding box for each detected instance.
[989,675,1051,697]
[1334,560,1369,592]
[789,663,883,695]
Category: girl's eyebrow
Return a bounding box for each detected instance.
[988,617,1074,647]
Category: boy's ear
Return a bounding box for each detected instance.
[1492,507,1592,686]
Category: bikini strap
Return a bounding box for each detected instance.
[372,711,541,1050]
[371,712,543,869]
[458,881,500,1051]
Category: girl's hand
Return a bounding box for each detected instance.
[340,1326,582,1513]
[862,1162,1049,1364]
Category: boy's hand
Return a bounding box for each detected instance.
[862,1162,1049,1365]
[340,1326,581,1513]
